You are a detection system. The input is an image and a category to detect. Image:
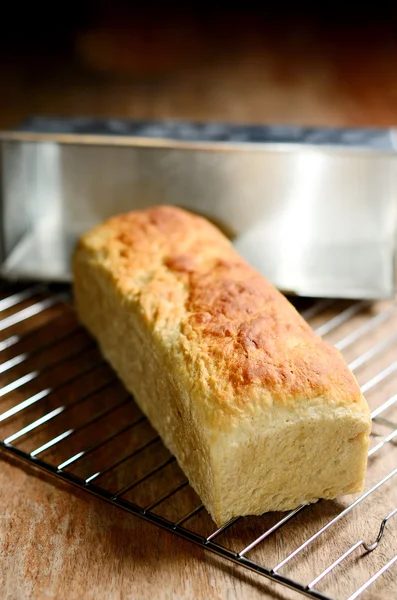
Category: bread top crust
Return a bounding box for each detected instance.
[76,205,369,421]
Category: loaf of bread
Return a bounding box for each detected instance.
[73,205,371,525]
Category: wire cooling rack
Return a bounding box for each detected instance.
[0,282,396,600]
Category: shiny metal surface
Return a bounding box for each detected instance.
[1,119,397,298]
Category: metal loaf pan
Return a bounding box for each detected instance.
[1,117,397,299]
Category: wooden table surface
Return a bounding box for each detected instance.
[1,21,397,599]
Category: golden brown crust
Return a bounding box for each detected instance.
[75,204,371,523]
[77,205,365,418]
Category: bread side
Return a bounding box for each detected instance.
[73,205,371,525]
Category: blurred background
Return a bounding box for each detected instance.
[2,3,397,130]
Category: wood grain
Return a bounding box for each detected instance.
[0,287,396,600]
[1,28,397,597]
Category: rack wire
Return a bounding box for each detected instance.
[0,282,396,600]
